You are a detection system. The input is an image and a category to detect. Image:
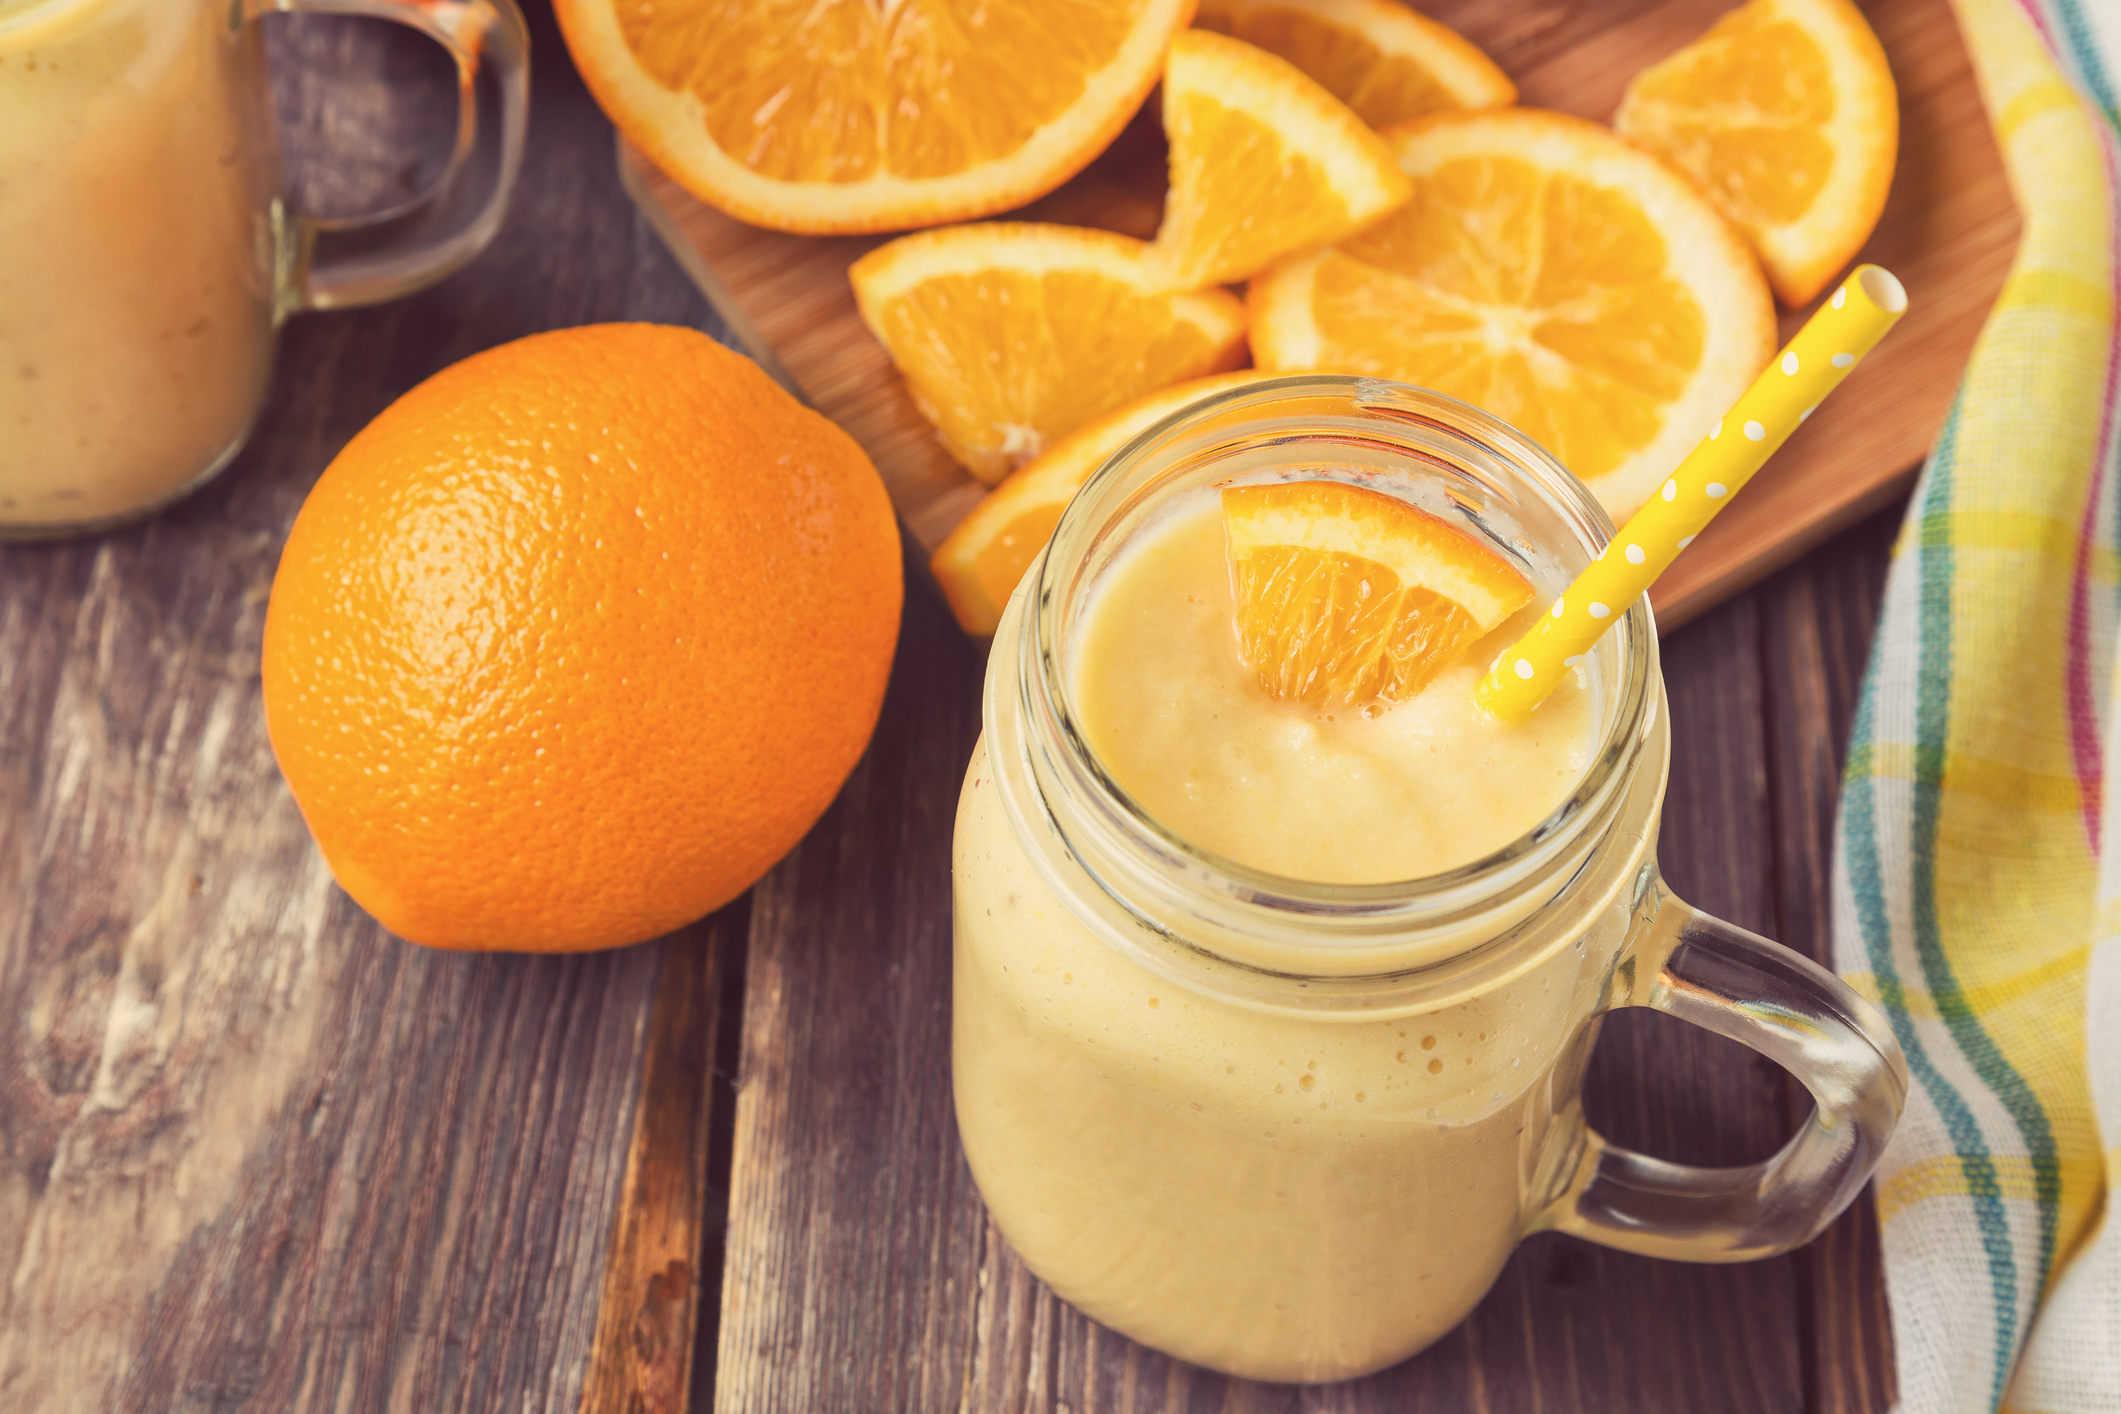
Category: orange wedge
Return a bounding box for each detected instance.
[1149,29,1412,290]
[1223,479,1532,707]
[1194,0,1514,128]
[555,0,1195,234]
[932,370,1298,634]
[1614,0,1897,306]
[851,224,1250,484]
[1249,109,1776,521]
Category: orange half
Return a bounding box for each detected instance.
[557,0,1197,234]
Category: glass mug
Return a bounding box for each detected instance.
[952,377,1909,1384]
[0,0,528,538]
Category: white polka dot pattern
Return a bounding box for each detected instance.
[1476,266,1907,722]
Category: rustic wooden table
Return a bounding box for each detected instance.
[0,5,1913,1411]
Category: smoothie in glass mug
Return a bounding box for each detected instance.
[952,377,1908,1383]
[0,0,527,537]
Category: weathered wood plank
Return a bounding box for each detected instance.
[1758,506,1904,1414]
[0,7,729,1410]
[714,545,990,1413]
[581,911,734,1414]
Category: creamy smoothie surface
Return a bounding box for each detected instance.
[0,0,275,529]
[1070,488,1595,881]
[953,476,1645,1380]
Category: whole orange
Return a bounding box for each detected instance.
[261,324,902,952]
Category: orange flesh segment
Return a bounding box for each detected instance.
[973,503,1067,620]
[623,0,1137,181]
[1222,480,1533,707]
[1192,0,1515,129]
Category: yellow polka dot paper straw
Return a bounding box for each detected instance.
[1478,264,1908,722]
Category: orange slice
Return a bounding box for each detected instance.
[1249,109,1775,521]
[1148,29,1412,290]
[555,0,1195,234]
[1194,0,1514,128]
[933,370,1299,634]
[1223,479,1532,707]
[851,224,1250,484]
[1614,0,1896,306]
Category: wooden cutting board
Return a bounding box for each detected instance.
[619,0,2015,630]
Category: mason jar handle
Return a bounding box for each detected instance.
[1536,885,1908,1261]
[249,0,529,317]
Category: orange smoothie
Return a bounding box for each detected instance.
[0,0,275,531]
[953,486,1637,1381]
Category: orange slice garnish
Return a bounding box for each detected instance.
[1148,29,1411,291]
[1614,0,1897,307]
[1194,0,1514,129]
[851,223,1249,484]
[1222,479,1532,707]
[555,0,1196,234]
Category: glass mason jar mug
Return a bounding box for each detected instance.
[952,377,1909,1384]
[0,0,527,538]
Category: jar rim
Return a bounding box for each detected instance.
[1019,374,1657,932]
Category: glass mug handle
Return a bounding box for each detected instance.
[248,0,531,317]
[1536,879,1910,1260]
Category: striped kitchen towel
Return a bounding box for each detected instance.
[1829,0,2121,1409]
